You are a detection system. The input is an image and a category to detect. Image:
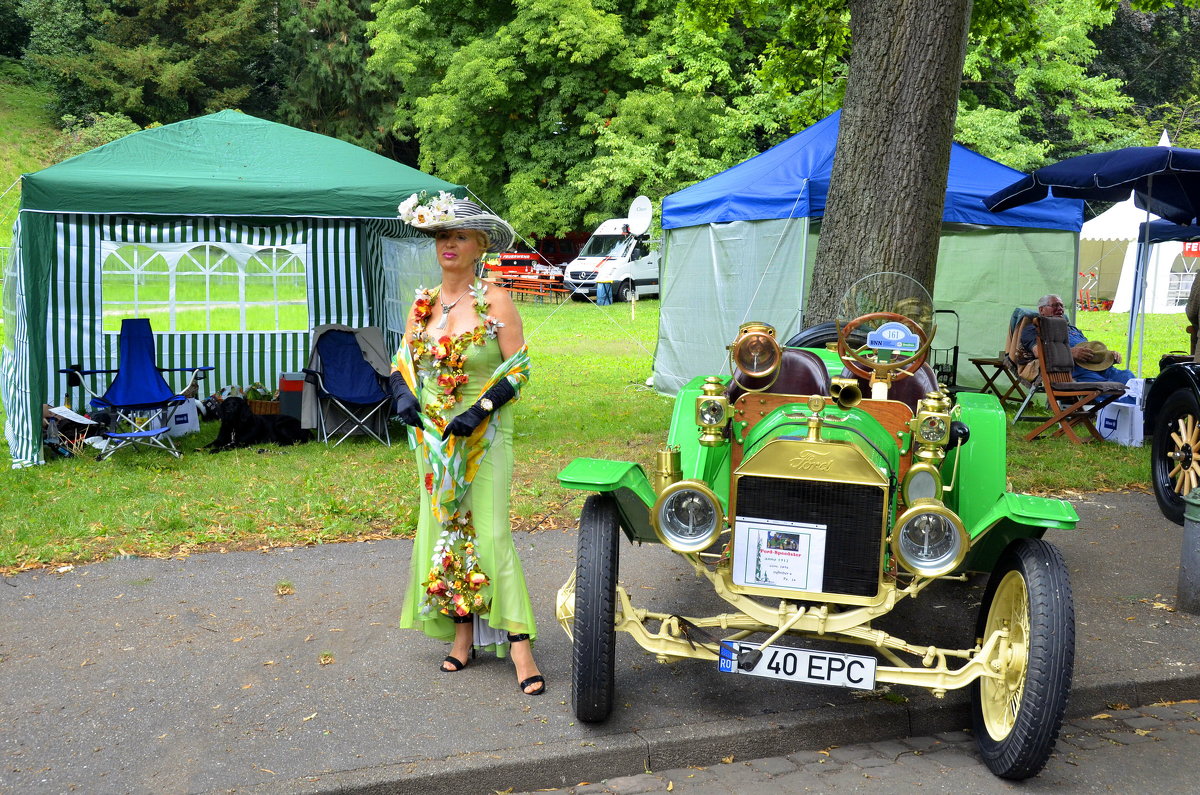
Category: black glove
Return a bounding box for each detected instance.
[442,379,517,439]
[389,372,422,427]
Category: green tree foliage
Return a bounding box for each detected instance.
[368,0,786,238]
[957,0,1134,170]
[27,0,278,126]
[49,111,142,161]
[18,0,98,120]
[276,0,398,153]
[1090,2,1200,148]
[0,0,30,59]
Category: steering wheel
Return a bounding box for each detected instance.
[837,312,932,382]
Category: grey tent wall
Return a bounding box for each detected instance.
[652,220,1078,395]
[653,218,816,396]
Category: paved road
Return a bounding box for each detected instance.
[517,701,1200,794]
[1,490,1198,794]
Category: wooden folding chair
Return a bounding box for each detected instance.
[1004,310,1048,424]
[1023,316,1126,444]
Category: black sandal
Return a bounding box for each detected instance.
[441,654,469,672]
[507,633,546,696]
[442,614,475,672]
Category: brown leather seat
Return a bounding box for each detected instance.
[843,362,940,412]
[727,347,831,404]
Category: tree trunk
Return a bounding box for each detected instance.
[805,0,974,325]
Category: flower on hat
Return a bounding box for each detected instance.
[398,190,457,225]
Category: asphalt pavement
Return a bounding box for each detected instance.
[2,489,1198,795]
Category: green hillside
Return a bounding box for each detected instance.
[0,61,55,249]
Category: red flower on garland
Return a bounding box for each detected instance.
[424,472,434,493]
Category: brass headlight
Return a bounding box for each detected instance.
[901,461,943,504]
[891,500,968,577]
[730,322,781,378]
[651,480,724,552]
[697,396,727,426]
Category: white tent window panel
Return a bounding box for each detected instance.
[379,235,439,350]
[99,239,309,333]
[1167,258,1199,307]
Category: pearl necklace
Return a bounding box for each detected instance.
[436,285,472,330]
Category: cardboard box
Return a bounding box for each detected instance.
[1097,401,1143,447]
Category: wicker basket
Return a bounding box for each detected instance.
[248,399,280,415]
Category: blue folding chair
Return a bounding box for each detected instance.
[303,328,391,446]
[61,318,213,460]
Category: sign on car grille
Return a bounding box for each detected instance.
[733,476,884,597]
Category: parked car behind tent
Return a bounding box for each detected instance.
[653,111,1084,396]
[2,110,459,467]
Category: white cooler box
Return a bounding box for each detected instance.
[1097,400,1143,447]
[146,399,201,437]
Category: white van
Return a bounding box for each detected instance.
[562,217,660,301]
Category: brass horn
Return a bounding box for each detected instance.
[829,377,863,409]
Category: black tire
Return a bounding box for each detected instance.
[784,320,868,350]
[616,280,635,302]
[971,538,1075,780]
[572,493,620,722]
[1151,388,1200,526]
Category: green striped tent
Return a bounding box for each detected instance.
[2,111,460,467]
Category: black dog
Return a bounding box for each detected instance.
[205,396,312,452]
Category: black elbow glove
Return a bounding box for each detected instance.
[389,372,422,427]
[442,379,517,439]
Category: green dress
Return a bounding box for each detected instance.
[398,324,537,656]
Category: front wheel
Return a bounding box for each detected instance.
[616,280,635,302]
[1151,388,1200,525]
[572,494,620,722]
[971,538,1074,780]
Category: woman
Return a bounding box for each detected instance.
[390,194,545,696]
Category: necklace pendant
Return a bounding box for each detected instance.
[436,311,450,330]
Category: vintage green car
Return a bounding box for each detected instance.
[555,273,1077,780]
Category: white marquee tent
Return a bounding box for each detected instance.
[1082,196,1195,314]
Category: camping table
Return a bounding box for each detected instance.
[969,355,1028,410]
[487,275,568,303]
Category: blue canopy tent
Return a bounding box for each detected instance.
[653,110,1085,394]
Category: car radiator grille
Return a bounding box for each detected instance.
[735,475,885,597]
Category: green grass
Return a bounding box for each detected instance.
[0,61,54,252]
[0,299,1182,570]
[0,299,669,569]
[1003,309,1174,496]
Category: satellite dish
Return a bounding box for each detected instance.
[627,195,653,237]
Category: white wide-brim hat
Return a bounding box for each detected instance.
[407,198,515,252]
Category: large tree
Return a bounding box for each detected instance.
[276,0,399,154]
[1090,2,1200,148]
[367,0,794,238]
[803,0,975,323]
[700,0,1196,322]
[957,0,1133,171]
[28,0,278,125]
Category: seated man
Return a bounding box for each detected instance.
[1019,294,1134,384]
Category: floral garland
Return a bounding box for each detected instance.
[410,280,507,621]
[420,508,490,618]
[409,281,506,434]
